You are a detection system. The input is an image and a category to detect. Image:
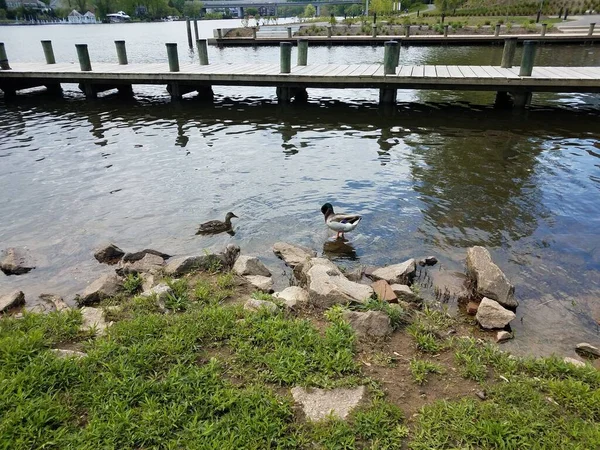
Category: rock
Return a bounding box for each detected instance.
[25,297,56,314]
[345,267,365,282]
[342,310,393,337]
[164,245,240,277]
[274,286,309,310]
[425,256,438,266]
[141,283,173,311]
[466,301,480,315]
[80,307,111,336]
[78,274,123,306]
[220,244,241,270]
[51,349,86,358]
[370,259,416,285]
[94,244,125,265]
[244,275,273,292]
[563,357,586,367]
[390,284,421,303]
[475,391,487,400]
[429,270,471,303]
[0,290,25,312]
[305,259,373,307]
[475,297,516,329]
[273,242,316,268]
[233,255,271,277]
[40,294,70,312]
[466,246,518,308]
[371,280,397,302]
[141,274,156,292]
[575,343,600,358]
[116,253,164,276]
[291,386,366,421]
[0,247,35,275]
[122,249,171,263]
[496,331,513,343]
[244,298,278,313]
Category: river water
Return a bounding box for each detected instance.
[1,21,599,358]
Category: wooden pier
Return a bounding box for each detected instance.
[1,39,599,108]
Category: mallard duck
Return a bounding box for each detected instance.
[321,203,362,239]
[196,212,238,235]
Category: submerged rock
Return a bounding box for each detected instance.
[233,255,271,277]
[0,290,25,313]
[291,386,366,421]
[475,297,516,329]
[390,284,421,304]
[342,310,393,337]
[94,244,125,265]
[0,247,35,275]
[78,274,123,306]
[466,246,518,308]
[244,298,278,313]
[370,259,416,285]
[273,242,316,268]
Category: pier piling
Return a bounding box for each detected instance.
[115,40,128,65]
[380,41,399,105]
[217,29,223,39]
[75,44,92,71]
[287,27,292,39]
[166,43,180,72]
[327,25,332,38]
[186,19,193,49]
[494,24,501,37]
[196,39,209,65]
[519,40,538,76]
[297,39,308,66]
[252,27,257,39]
[372,24,378,38]
[443,24,449,37]
[280,42,291,73]
[500,37,517,68]
[0,43,10,70]
[405,25,410,38]
[193,19,199,41]
[589,23,596,36]
[41,40,56,64]
[541,23,547,36]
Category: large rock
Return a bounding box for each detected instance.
[305,259,373,307]
[273,242,316,268]
[274,286,309,310]
[141,283,173,311]
[122,249,171,263]
[466,247,518,308]
[80,307,111,336]
[116,253,164,276]
[164,245,240,276]
[244,298,278,313]
[78,274,123,306]
[371,280,397,302]
[0,248,35,275]
[390,284,421,304]
[40,294,70,312]
[233,255,271,277]
[342,310,393,337]
[475,297,516,329]
[0,290,25,312]
[94,244,125,265]
[575,343,600,358]
[245,275,274,292]
[25,297,56,314]
[370,259,416,285]
[291,386,366,421]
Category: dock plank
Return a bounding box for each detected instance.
[423,65,437,77]
[435,65,450,78]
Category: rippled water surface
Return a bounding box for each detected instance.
[1,22,599,358]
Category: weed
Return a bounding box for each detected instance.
[352,298,408,330]
[123,273,143,295]
[251,291,274,301]
[410,358,445,384]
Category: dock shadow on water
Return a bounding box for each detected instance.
[0,92,599,358]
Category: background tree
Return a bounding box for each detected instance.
[370,0,393,15]
[303,3,316,18]
[346,4,362,16]
[246,6,258,15]
[182,0,202,17]
[95,0,116,18]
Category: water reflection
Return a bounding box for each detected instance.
[323,237,358,261]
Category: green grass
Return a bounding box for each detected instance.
[410,358,445,385]
[407,304,453,353]
[122,273,143,295]
[350,298,408,331]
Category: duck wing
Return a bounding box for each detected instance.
[329,214,362,224]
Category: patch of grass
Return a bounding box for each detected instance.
[352,298,408,331]
[410,358,445,385]
[251,291,274,301]
[407,304,453,354]
[122,273,142,295]
[216,271,235,289]
[164,278,190,311]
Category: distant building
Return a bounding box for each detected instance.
[68,9,97,23]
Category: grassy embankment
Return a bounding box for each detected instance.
[1,269,598,449]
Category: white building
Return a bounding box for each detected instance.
[67,9,97,24]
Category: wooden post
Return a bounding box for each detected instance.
[75,44,92,71]
[217,28,223,39]
[383,40,398,74]
[588,23,596,36]
[186,18,193,48]
[372,24,378,38]
[405,25,410,37]
[287,26,292,38]
[443,24,449,37]
[280,42,291,73]
[519,40,537,76]
[115,40,128,65]
[297,38,308,66]
[252,27,257,39]
[193,19,199,41]
[500,37,517,68]
[0,42,10,70]
[495,24,501,37]
[41,40,56,64]
[541,23,547,36]
[166,43,179,72]
[196,39,209,65]
[327,25,332,38]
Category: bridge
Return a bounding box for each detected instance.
[201,0,361,16]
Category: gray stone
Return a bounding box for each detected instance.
[141,274,156,292]
[564,357,586,367]
[164,245,240,276]
[273,242,316,268]
[40,294,70,312]
[575,343,600,357]
[0,290,25,312]
[81,307,111,336]
[116,253,164,276]
[291,386,366,421]
[390,284,421,303]
[78,274,123,306]
[496,331,513,343]
[233,255,271,277]
[274,286,309,310]
[94,244,125,265]
[466,246,518,308]
[141,283,173,308]
[370,259,417,284]
[0,247,35,275]
[305,259,373,307]
[25,298,56,314]
[51,349,86,358]
[342,310,393,337]
[475,297,516,329]
[244,275,274,292]
[122,249,171,263]
[244,298,278,313]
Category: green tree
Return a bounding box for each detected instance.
[182,0,202,17]
[0,8,6,19]
[94,0,115,18]
[0,0,6,9]
[370,0,393,15]
[246,6,258,16]
[303,3,315,18]
[346,4,362,16]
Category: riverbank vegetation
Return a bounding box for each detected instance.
[1,268,598,448]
